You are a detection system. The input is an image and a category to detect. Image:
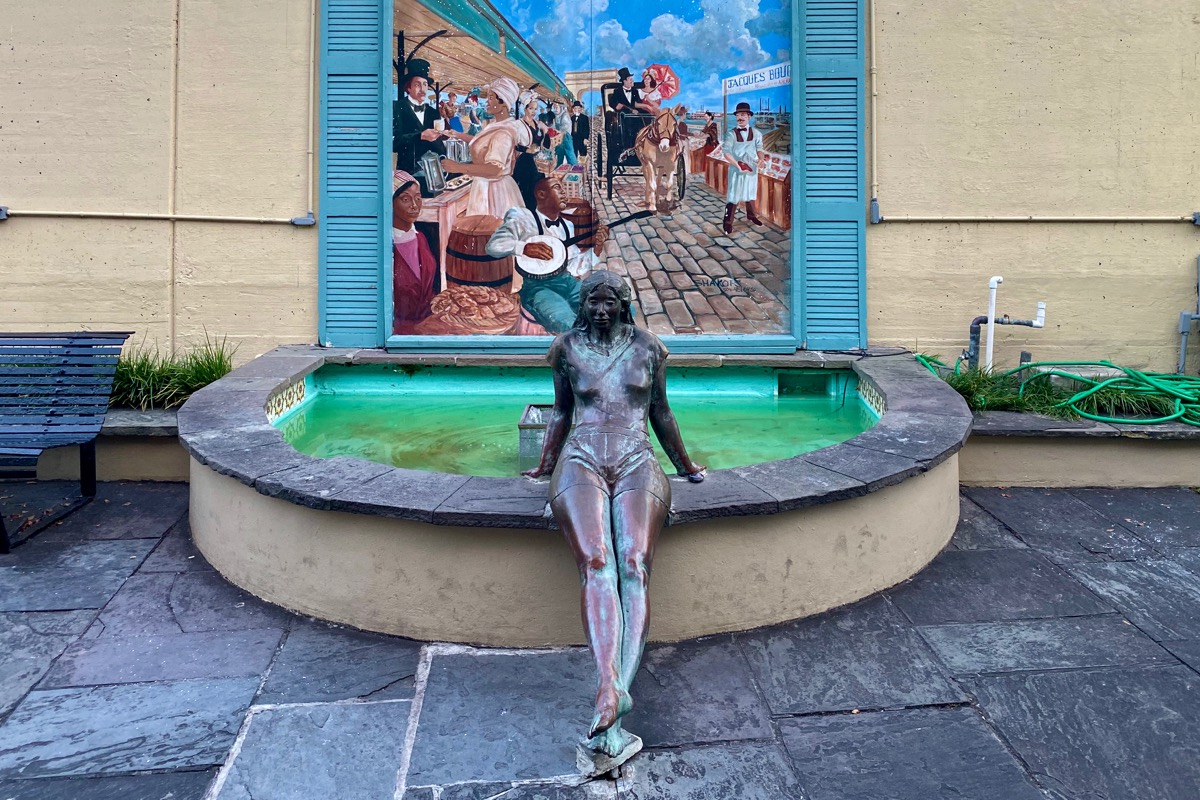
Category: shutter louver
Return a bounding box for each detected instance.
[801,0,866,349]
[319,0,390,346]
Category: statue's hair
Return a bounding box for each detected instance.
[573,270,635,330]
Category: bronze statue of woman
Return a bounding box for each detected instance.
[523,270,706,770]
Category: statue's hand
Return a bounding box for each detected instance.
[679,464,707,483]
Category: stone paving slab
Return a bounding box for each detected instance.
[93,573,190,637]
[406,650,594,786]
[0,612,93,717]
[965,487,1156,562]
[39,629,283,689]
[93,570,293,638]
[0,538,155,571]
[616,741,802,800]
[0,678,259,779]
[406,780,613,799]
[213,702,410,800]
[0,769,216,800]
[966,665,1200,800]
[1070,487,1200,548]
[737,598,964,715]
[887,549,1112,625]
[0,568,131,613]
[36,482,188,543]
[779,707,1044,800]
[1163,639,1200,672]
[623,635,773,748]
[168,571,296,633]
[0,481,81,542]
[1065,558,1200,641]
[138,519,214,573]
[916,615,1175,675]
[257,619,422,704]
[948,495,1027,551]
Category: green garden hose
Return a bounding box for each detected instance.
[913,355,1200,427]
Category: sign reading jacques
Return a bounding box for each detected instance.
[724,62,791,95]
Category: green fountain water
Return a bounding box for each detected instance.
[277,366,877,477]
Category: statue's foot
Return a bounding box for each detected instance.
[586,724,636,757]
[588,684,633,738]
[577,728,642,777]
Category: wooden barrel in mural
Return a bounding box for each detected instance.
[445,215,513,289]
[562,201,597,250]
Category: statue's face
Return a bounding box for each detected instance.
[585,285,621,332]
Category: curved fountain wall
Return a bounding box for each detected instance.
[179,348,971,646]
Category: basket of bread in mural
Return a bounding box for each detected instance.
[414,215,521,335]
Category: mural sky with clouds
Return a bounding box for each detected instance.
[498,0,793,113]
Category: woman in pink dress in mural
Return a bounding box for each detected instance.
[439,77,531,218]
[391,170,437,334]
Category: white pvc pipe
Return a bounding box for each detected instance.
[985,275,1003,371]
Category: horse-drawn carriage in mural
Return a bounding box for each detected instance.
[595,82,689,213]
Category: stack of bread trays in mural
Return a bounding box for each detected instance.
[391,0,793,338]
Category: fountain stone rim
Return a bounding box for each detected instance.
[177,347,972,530]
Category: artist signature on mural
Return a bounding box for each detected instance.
[696,277,741,289]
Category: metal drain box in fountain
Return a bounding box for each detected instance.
[519,404,554,471]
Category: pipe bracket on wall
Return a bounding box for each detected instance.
[291,212,316,227]
[0,207,8,221]
[1193,212,1200,227]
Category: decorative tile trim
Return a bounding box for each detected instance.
[859,379,886,415]
[266,380,306,423]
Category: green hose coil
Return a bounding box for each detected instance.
[913,355,1200,427]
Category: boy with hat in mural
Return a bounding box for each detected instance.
[570,100,590,161]
[720,101,765,234]
[393,58,445,174]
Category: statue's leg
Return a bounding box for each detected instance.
[551,482,626,737]
[610,486,669,695]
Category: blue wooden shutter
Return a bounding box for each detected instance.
[319,0,391,347]
[799,0,866,350]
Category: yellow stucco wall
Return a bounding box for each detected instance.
[3,1,1197,369]
[867,2,1200,372]
[0,0,317,360]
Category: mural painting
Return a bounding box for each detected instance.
[391,0,793,338]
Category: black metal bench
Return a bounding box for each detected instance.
[0,331,131,552]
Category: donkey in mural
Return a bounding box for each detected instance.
[632,104,686,214]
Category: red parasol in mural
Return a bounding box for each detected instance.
[643,64,680,99]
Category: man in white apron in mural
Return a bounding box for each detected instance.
[720,101,765,235]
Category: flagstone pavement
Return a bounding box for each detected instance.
[4,480,1200,799]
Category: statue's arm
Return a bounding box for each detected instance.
[648,359,705,481]
[524,347,574,478]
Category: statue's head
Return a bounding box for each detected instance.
[575,270,635,332]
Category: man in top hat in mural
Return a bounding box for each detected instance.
[570,100,590,161]
[608,67,642,113]
[393,58,445,174]
[720,101,766,234]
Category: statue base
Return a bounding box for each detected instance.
[576,732,643,778]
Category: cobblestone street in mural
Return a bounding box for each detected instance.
[596,172,790,335]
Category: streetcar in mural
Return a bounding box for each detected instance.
[597,82,688,211]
